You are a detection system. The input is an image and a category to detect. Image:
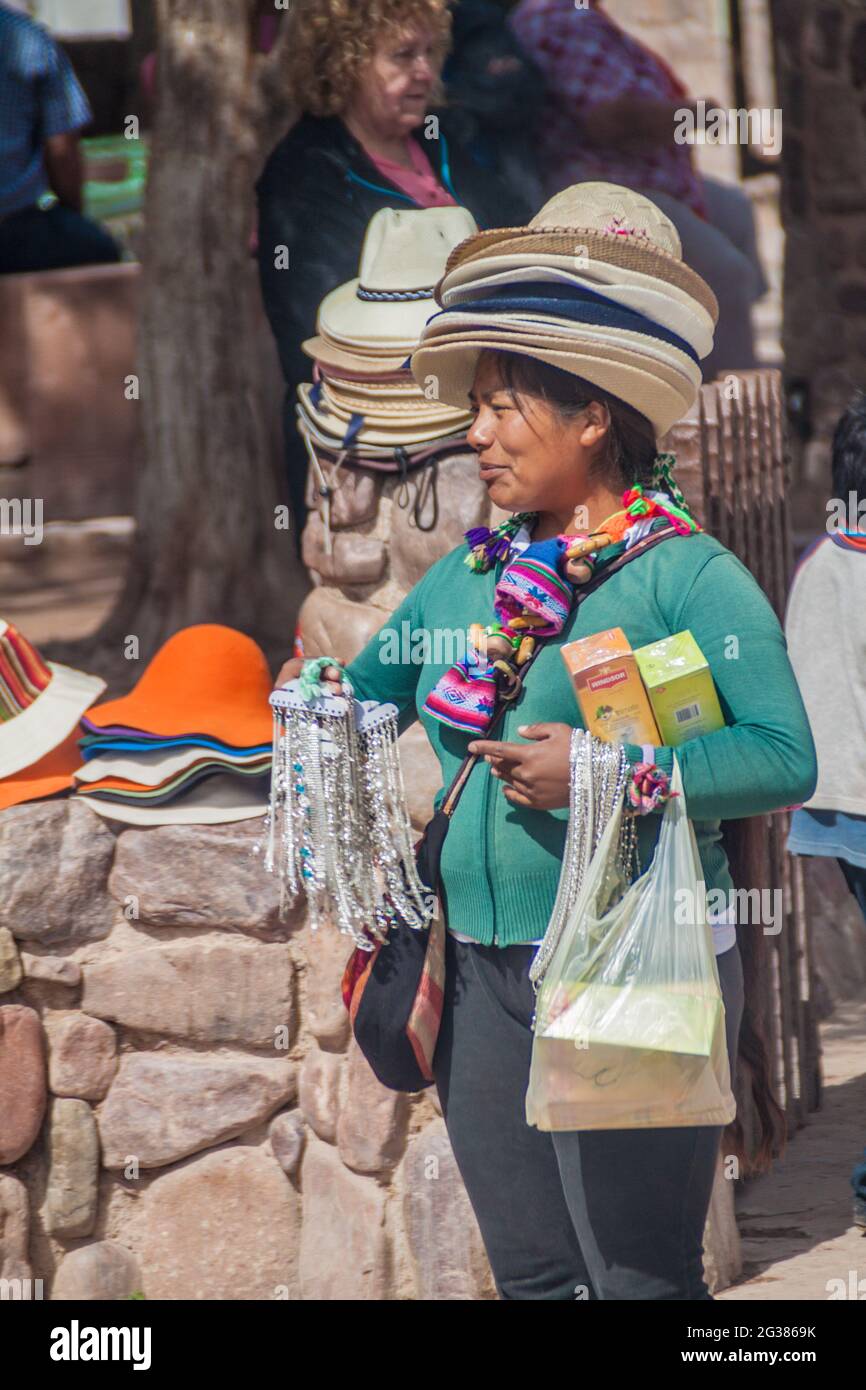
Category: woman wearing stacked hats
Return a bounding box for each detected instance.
[275,184,817,1300]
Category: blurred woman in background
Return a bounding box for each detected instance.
[256,0,532,546]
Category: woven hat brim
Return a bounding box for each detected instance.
[301,382,472,423]
[76,773,268,825]
[443,228,718,322]
[320,388,471,423]
[415,318,702,389]
[320,375,426,398]
[437,262,715,359]
[302,336,411,377]
[0,663,106,779]
[298,385,472,446]
[439,249,714,319]
[410,337,699,438]
[297,414,468,461]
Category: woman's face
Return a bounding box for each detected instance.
[350,23,444,137]
[467,355,611,516]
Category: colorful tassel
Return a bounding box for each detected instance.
[626,761,679,815]
[463,512,537,573]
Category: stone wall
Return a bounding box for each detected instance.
[0,799,496,1300]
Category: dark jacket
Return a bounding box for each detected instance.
[255,111,533,543]
[255,110,532,393]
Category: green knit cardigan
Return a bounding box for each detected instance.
[343,531,818,946]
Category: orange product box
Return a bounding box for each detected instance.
[560,627,661,745]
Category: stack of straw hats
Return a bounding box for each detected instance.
[411,182,719,438]
[73,626,274,826]
[298,206,482,468]
[0,618,106,811]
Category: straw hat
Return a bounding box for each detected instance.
[295,408,469,465]
[0,619,106,779]
[84,625,273,746]
[316,205,478,350]
[438,261,715,359]
[411,182,718,438]
[301,336,410,378]
[298,384,471,449]
[440,183,718,318]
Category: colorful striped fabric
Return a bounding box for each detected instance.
[495,546,573,635]
[0,620,53,723]
[422,536,575,734]
[423,666,499,734]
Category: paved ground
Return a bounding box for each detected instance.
[719,999,866,1301]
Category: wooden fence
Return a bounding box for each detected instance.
[663,369,820,1162]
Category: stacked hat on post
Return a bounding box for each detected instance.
[0,619,106,811]
[411,182,719,439]
[73,626,274,826]
[298,206,482,472]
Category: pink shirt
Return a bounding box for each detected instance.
[366,137,457,209]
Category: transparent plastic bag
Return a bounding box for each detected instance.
[526,757,737,1131]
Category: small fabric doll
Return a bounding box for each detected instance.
[423,534,583,734]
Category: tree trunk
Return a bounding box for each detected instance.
[100,0,303,662]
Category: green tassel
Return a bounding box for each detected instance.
[299,656,353,703]
[652,452,697,522]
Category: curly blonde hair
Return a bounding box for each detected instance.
[287,0,453,118]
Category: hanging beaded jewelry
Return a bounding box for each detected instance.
[528,727,639,1004]
[262,677,435,947]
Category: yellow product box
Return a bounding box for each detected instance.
[633,630,725,747]
[560,627,660,745]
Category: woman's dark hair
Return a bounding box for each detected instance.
[830,392,866,506]
[481,350,658,491]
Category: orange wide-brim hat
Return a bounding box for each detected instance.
[0,728,81,811]
[84,625,274,746]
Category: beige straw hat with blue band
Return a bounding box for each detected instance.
[412,182,718,439]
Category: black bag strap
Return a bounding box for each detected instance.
[439,523,681,818]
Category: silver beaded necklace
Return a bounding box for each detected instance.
[263,683,435,948]
[528,727,639,997]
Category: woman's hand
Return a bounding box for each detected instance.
[467,722,572,810]
[272,657,346,695]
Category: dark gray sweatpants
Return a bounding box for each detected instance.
[432,933,745,1301]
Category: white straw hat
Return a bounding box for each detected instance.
[317,205,478,350]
